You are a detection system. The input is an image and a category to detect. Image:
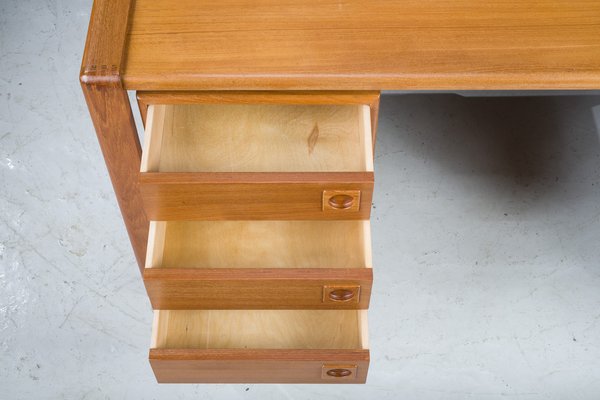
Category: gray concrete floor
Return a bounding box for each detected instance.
[2,1,600,399]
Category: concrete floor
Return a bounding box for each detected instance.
[2,1,600,399]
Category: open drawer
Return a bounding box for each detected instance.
[138,93,377,220]
[144,220,373,309]
[149,309,369,383]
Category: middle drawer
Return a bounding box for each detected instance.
[144,220,373,309]
[139,102,374,220]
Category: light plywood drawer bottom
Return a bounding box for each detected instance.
[150,309,369,383]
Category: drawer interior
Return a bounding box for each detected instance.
[151,310,368,350]
[146,220,372,269]
[141,104,373,173]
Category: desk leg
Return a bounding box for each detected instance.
[81,84,148,272]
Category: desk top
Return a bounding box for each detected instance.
[82,0,600,90]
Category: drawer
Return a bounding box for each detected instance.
[144,220,372,309]
[139,101,374,220]
[149,309,369,383]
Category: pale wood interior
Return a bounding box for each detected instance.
[140,104,373,173]
[151,310,368,350]
[146,220,372,269]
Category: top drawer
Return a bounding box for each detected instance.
[138,92,378,220]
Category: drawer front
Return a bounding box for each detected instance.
[139,172,373,220]
[144,268,372,309]
[149,349,369,384]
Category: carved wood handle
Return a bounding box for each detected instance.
[322,364,357,379]
[326,368,353,378]
[327,194,355,210]
[322,190,361,212]
[328,288,355,302]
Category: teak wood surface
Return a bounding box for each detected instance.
[80,0,148,268]
[124,0,600,90]
[144,269,372,310]
[139,173,374,221]
[136,91,380,142]
[149,349,370,384]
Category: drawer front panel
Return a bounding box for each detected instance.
[149,349,369,384]
[139,172,373,220]
[143,268,372,309]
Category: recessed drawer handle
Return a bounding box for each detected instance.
[326,368,353,378]
[327,194,354,210]
[328,288,355,302]
[322,190,361,212]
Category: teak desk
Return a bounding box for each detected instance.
[81,0,600,384]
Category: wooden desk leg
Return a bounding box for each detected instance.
[81,84,148,271]
[80,0,146,272]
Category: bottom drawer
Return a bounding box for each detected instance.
[149,309,369,383]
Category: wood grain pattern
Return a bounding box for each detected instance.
[323,286,361,305]
[139,173,373,220]
[142,104,373,173]
[144,268,372,309]
[152,310,367,349]
[153,220,371,269]
[80,0,148,270]
[149,349,369,383]
[149,311,369,383]
[323,190,361,213]
[124,0,600,90]
[369,95,380,153]
[81,86,148,270]
[136,91,381,140]
[80,0,133,87]
[321,364,358,380]
[144,220,372,309]
[136,91,380,105]
[137,94,148,126]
